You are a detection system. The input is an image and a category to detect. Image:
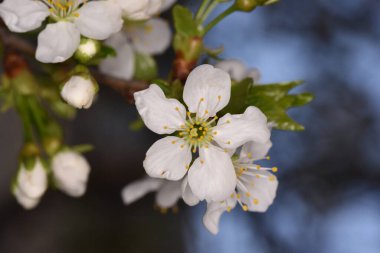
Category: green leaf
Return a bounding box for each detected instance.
[173,5,199,37]
[245,80,313,131]
[219,78,252,115]
[133,52,158,81]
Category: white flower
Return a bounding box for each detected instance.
[216,59,261,83]
[160,0,176,12]
[122,176,199,210]
[100,17,171,80]
[13,159,48,209]
[203,140,278,234]
[114,0,162,20]
[61,76,97,109]
[52,151,91,197]
[0,0,123,63]
[134,64,271,202]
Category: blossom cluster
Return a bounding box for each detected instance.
[123,63,279,234]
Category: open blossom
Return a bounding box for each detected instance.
[52,151,91,197]
[13,159,48,210]
[61,75,97,109]
[216,59,261,83]
[203,140,278,234]
[0,0,123,63]
[100,17,171,80]
[134,64,271,202]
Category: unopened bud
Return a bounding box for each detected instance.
[61,75,98,109]
[74,38,101,64]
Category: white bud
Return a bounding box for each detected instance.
[61,76,97,109]
[13,187,40,210]
[52,151,91,197]
[17,159,48,200]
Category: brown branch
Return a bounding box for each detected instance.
[0,22,147,103]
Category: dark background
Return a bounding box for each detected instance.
[1,0,380,252]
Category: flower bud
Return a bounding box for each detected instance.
[235,0,258,12]
[61,76,97,109]
[13,186,40,210]
[52,151,91,197]
[16,158,48,200]
[74,38,101,64]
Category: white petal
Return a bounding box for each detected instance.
[181,176,199,206]
[215,59,247,82]
[52,151,91,197]
[203,198,237,235]
[135,84,186,134]
[13,187,40,210]
[188,145,236,202]
[183,65,231,119]
[213,106,270,149]
[143,136,192,180]
[61,76,96,109]
[160,0,176,12]
[239,140,272,163]
[36,22,80,63]
[129,18,171,55]
[245,68,261,83]
[121,177,163,205]
[75,1,123,40]
[0,0,49,33]
[155,180,182,208]
[17,159,47,199]
[239,172,278,212]
[99,32,135,80]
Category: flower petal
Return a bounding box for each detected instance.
[129,18,171,55]
[75,1,123,40]
[115,0,161,20]
[239,172,278,212]
[0,0,49,33]
[13,186,40,210]
[213,106,270,149]
[135,84,186,134]
[99,32,135,80]
[121,177,163,205]
[215,59,247,82]
[183,64,231,119]
[17,159,47,199]
[239,139,272,162]
[203,198,237,235]
[181,176,199,206]
[143,136,192,180]
[188,145,236,202]
[245,68,261,83]
[155,180,182,208]
[36,22,80,63]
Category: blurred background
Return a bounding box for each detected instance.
[1,0,380,252]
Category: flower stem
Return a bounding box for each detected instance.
[202,5,237,35]
[195,0,212,21]
[14,95,34,143]
[197,0,220,24]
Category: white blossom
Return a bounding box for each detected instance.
[203,140,278,234]
[0,0,123,63]
[14,159,48,210]
[216,59,261,83]
[61,76,97,109]
[52,151,91,197]
[100,18,172,80]
[134,64,271,202]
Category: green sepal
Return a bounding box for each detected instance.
[133,52,158,81]
[69,144,94,154]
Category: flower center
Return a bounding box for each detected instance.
[41,0,83,19]
[178,112,218,153]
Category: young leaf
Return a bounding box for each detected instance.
[173,5,199,37]
[133,52,158,81]
[246,81,314,131]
